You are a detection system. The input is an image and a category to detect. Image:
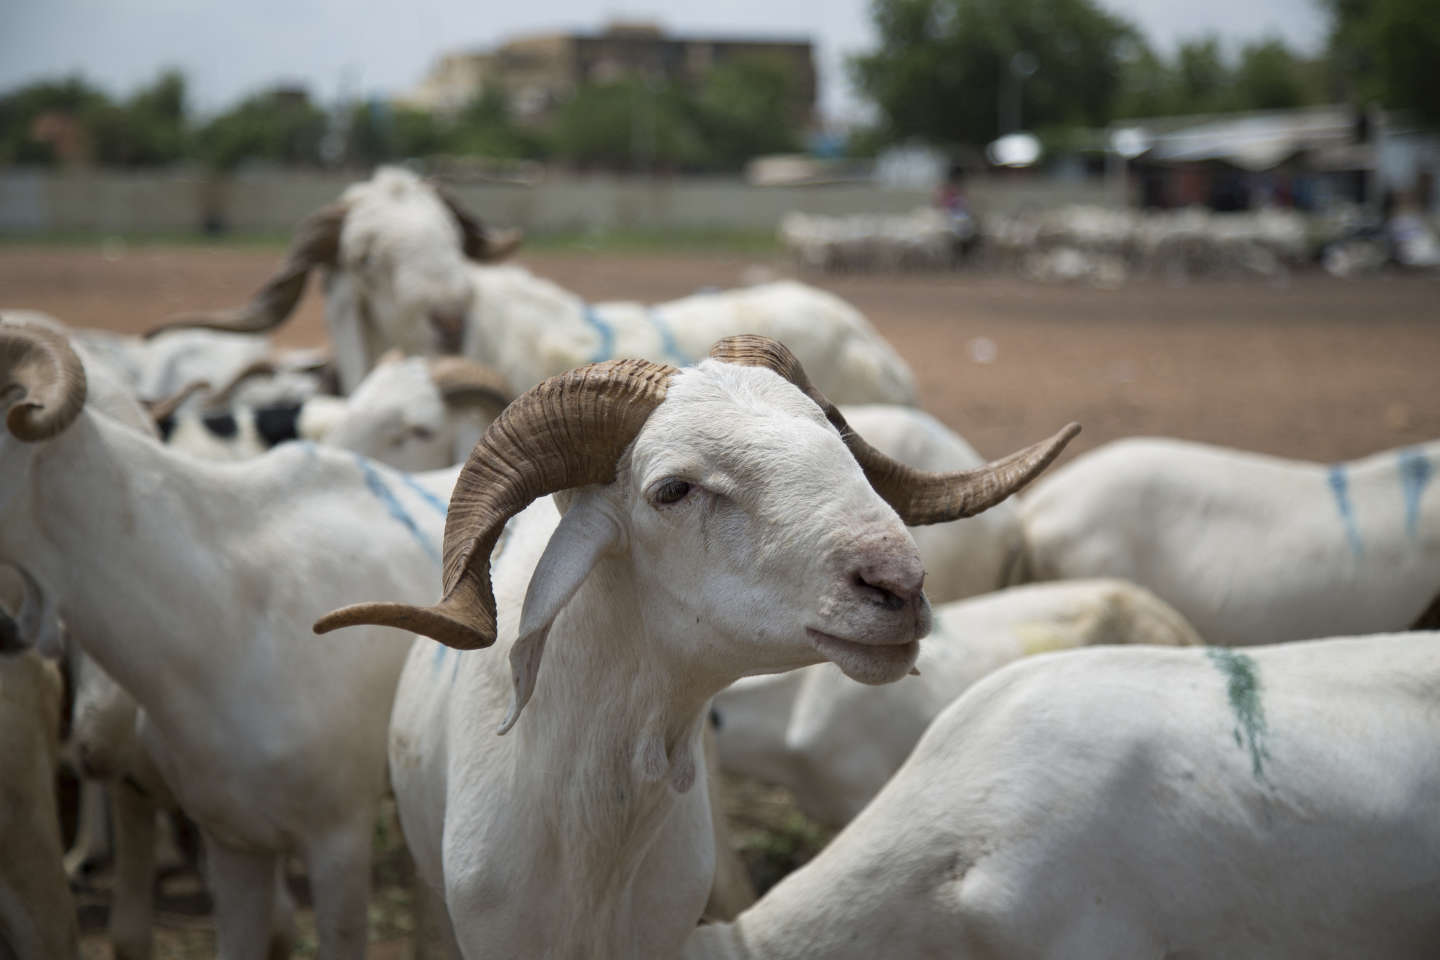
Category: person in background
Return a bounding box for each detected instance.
[936,162,978,265]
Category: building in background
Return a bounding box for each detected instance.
[1109,105,1440,214]
[402,21,816,125]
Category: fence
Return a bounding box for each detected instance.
[0,168,1115,236]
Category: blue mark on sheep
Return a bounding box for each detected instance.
[432,643,446,672]
[397,472,448,518]
[354,454,440,562]
[646,308,689,365]
[1327,464,1363,557]
[583,303,615,363]
[1398,448,1432,539]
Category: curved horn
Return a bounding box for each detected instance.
[145,378,211,422]
[431,182,524,262]
[209,358,279,406]
[144,203,347,339]
[427,357,512,411]
[708,335,1079,524]
[0,322,87,442]
[314,357,676,647]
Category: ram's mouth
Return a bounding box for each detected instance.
[806,627,919,684]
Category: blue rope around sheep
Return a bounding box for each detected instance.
[582,303,689,366]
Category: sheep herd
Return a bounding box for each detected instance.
[1,165,1437,960]
[780,204,1430,285]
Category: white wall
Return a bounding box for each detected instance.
[0,168,1116,235]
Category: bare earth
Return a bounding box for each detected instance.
[3,243,1436,957]
[3,244,1437,466]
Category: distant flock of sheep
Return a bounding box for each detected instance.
[780,204,1429,284]
[1,165,1437,960]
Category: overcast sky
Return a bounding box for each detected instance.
[0,0,1330,122]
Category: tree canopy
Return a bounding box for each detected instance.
[1327,0,1440,124]
[851,0,1139,146]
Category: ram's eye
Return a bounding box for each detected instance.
[409,425,436,442]
[653,479,692,505]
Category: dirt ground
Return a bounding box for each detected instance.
[3,243,1436,957]
[3,243,1437,466]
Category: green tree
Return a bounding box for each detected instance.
[1232,40,1309,111]
[549,78,707,171]
[0,75,111,165]
[1327,0,1440,124]
[92,70,189,165]
[451,90,544,159]
[195,87,328,170]
[1116,40,1180,118]
[851,0,1140,146]
[1174,36,1232,113]
[696,56,804,167]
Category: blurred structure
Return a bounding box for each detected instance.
[402,21,816,126]
[1111,105,1440,215]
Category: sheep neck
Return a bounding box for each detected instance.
[10,412,242,730]
[510,551,725,956]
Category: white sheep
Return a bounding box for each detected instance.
[1,309,330,411]
[314,335,1077,958]
[686,631,1440,959]
[1020,437,1440,647]
[150,167,917,405]
[0,320,458,959]
[712,578,1200,827]
[157,353,511,471]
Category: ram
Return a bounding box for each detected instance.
[1020,437,1440,647]
[712,578,1199,827]
[686,631,1440,959]
[150,166,917,405]
[1,308,328,410]
[0,321,455,959]
[316,335,1077,958]
[157,353,511,471]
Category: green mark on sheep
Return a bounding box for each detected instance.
[1205,647,1269,780]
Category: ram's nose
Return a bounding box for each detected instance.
[850,552,925,612]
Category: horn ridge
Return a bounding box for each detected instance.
[313,357,676,648]
[431,180,524,262]
[144,203,346,339]
[144,378,211,422]
[708,335,1079,524]
[427,356,513,410]
[0,322,88,442]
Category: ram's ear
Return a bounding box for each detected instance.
[498,492,622,735]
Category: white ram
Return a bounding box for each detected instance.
[314,335,1077,958]
[686,632,1440,958]
[1020,437,1440,647]
[150,166,917,405]
[0,321,456,959]
[157,354,510,471]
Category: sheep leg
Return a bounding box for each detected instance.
[63,779,111,879]
[109,778,157,960]
[303,819,373,960]
[205,835,282,960]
